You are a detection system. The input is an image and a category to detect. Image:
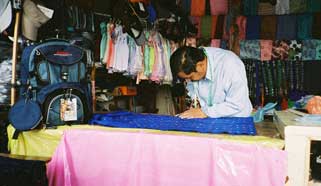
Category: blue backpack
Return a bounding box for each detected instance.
[10,40,92,131]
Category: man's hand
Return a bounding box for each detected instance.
[177,108,207,119]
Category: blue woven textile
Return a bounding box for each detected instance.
[90,112,257,135]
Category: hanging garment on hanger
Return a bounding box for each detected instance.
[161,37,172,84]
[106,24,115,70]
[127,36,143,76]
[150,32,164,82]
[102,23,111,64]
[100,22,107,61]
[113,26,129,73]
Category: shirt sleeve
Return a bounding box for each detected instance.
[201,59,253,118]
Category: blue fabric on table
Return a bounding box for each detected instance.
[90,111,257,135]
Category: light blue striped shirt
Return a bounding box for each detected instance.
[186,47,253,118]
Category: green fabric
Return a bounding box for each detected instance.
[144,33,150,76]
[200,16,212,39]
[316,40,321,60]
[100,22,107,61]
[290,0,307,13]
[149,46,155,75]
[297,14,313,40]
[307,0,321,13]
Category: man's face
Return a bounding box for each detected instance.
[177,59,207,82]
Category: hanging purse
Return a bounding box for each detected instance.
[8,90,43,138]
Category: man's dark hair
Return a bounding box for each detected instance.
[170,46,205,78]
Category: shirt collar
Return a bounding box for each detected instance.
[203,48,214,82]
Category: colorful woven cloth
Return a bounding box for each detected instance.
[214,15,225,39]
[243,0,259,15]
[288,40,302,61]
[246,15,261,39]
[258,2,275,15]
[210,0,228,15]
[191,0,206,16]
[307,0,321,13]
[201,16,213,39]
[240,40,261,60]
[211,39,221,47]
[290,0,307,13]
[235,15,247,40]
[220,39,229,49]
[260,40,273,61]
[297,14,313,40]
[302,40,321,60]
[272,40,290,60]
[316,42,321,60]
[90,111,257,135]
[276,15,297,40]
[211,15,218,38]
[260,15,277,40]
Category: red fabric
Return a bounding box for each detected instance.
[191,0,206,16]
[211,16,218,38]
[235,16,247,40]
[260,40,273,61]
[210,0,228,15]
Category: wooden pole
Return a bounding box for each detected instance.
[91,64,96,112]
[10,11,21,106]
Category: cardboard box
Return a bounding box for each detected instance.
[113,86,137,96]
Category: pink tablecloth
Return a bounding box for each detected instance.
[47,130,287,186]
